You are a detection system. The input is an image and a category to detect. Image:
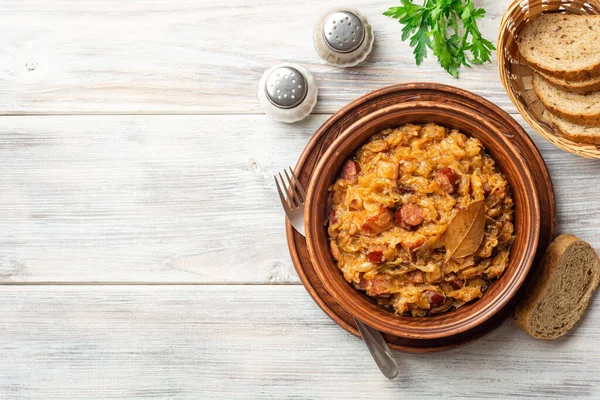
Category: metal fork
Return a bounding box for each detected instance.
[275,167,398,380]
[275,167,306,236]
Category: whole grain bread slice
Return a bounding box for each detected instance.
[533,74,600,127]
[519,14,600,82]
[548,113,600,144]
[515,234,600,340]
[537,70,600,94]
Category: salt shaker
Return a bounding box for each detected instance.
[313,9,374,68]
[257,63,318,123]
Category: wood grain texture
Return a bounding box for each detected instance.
[0,115,317,283]
[0,285,598,399]
[1,0,599,396]
[0,114,598,283]
[0,0,514,115]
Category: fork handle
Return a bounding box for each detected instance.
[354,318,398,379]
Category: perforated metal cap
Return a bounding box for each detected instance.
[322,11,365,53]
[264,66,308,109]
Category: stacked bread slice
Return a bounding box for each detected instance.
[518,14,600,144]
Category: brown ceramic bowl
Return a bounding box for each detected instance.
[305,99,541,340]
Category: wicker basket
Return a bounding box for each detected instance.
[498,0,600,158]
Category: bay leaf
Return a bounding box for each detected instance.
[444,200,486,260]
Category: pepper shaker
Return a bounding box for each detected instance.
[313,9,374,68]
[257,63,318,123]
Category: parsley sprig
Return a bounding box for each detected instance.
[384,0,495,78]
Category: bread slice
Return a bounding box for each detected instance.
[533,74,600,127]
[516,234,600,340]
[537,70,600,94]
[548,113,600,144]
[519,14,600,82]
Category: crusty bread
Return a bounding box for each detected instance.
[537,70,600,94]
[516,234,600,340]
[548,113,600,145]
[519,14,600,82]
[533,74,600,127]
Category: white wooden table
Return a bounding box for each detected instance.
[1,1,599,398]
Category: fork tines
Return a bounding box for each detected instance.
[274,167,306,210]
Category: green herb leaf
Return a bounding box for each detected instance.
[411,26,430,65]
[383,0,496,78]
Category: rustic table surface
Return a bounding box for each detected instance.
[1,1,599,398]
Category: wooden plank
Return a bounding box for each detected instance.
[0,0,515,115]
[0,114,599,283]
[0,285,598,399]
[0,115,320,283]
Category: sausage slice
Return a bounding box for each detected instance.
[341,160,361,182]
[434,167,459,194]
[425,290,446,307]
[361,206,394,235]
[399,203,423,227]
